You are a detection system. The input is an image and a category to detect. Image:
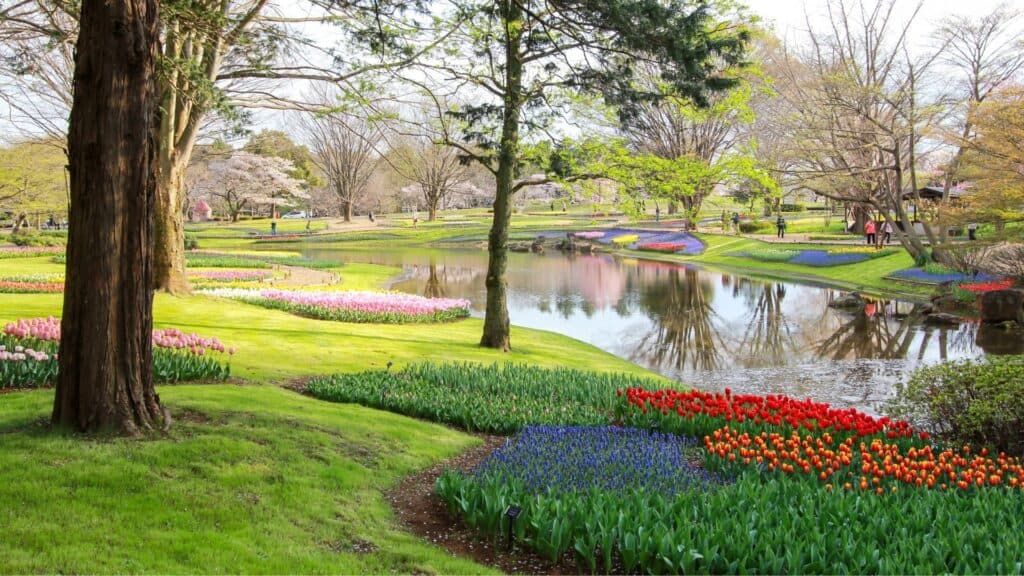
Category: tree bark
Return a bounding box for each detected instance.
[54,0,165,434]
[153,161,188,293]
[480,0,522,351]
[342,199,353,222]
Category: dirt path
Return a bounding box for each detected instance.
[272,265,337,287]
[386,435,577,575]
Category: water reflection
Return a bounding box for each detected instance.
[304,247,1022,413]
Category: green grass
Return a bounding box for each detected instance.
[0,293,655,383]
[665,234,930,298]
[0,385,493,574]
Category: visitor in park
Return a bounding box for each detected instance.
[550,201,555,212]
[413,216,419,229]
[655,206,660,222]
[368,211,375,222]
[880,219,892,245]
[776,214,786,239]
[270,220,277,236]
[968,222,978,240]
[731,212,740,234]
[864,219,876,245]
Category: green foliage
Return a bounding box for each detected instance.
[780,203,805,212]
[890,356,1024,456]
[924,261,959,275]
[186,254,272,269]
[739,220,772,233]
[306,363,666,434]
[9,231,66,247]
[437,466,1024,574]
[0,139,68,214]
[184,233,199,251]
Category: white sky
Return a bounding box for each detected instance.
[2,0,1021,141]
[751,0,1018,44]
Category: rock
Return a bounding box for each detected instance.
[509,243,530,253]
[924,312,962,326]
[930,295,960,313]
[829,292,865,311]
[979,289,1024,324]
[530,235,545,253]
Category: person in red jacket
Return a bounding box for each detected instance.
[864,220,877,245]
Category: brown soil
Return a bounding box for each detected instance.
[386,435,578,575]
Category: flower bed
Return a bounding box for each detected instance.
[890,268,998,284]
[733,247,898,267]
[0,275,64,293]
[574,231,605,240]
[438,410,1024,574]
[186,250,337,270]
[635,235,705,255]
[1,317,232,388]
[611,234,639,246]
[201,288,470,323]
[306,362,666,434]
[188,269,275,283]
[0,246,65,259]
[956,279,1014,293]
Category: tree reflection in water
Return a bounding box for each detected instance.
[631,266,724,373]
[728,278,798,367]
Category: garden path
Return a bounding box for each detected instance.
[272,265,337,287]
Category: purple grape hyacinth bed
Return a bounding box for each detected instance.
[471,425,722,495]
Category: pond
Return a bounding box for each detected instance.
[302,246,1021,414]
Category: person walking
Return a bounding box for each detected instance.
[880,220,892,245]
[270,220,277,236]
[967,222,978,241]
[776,214,787,239]
[864,219,876,246]
[731,212,740,234]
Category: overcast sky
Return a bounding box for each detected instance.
[1,0,1020,143]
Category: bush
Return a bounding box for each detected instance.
[780,203,806,212]
[743,249,799,262]
[739,220,772,233]
[184,233,199,250]
[889,356,1024,456]
[9,231,66,247]
[306,362,667,434]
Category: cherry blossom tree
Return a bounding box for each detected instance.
[194,152,306,222]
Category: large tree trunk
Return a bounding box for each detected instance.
[480,0,522,351]
[54,0,165,434]
[342,199,353,222]
[154,161,188,294]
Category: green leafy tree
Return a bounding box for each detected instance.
[423,0,750,350]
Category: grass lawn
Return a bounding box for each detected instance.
[0,385,493,574]
[671,234,930,298]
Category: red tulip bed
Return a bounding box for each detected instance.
[434,372,1024,574]
[1,317,233,389]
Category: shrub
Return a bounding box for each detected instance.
[9,231,66,247]
[739,220,772,233]
[889,356,1024,456]
[306,362,667,434]
[779,203,805,212]
[184,233,199,250]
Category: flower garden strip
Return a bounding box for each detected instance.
[731,247,899,267]
[201,288,471,324]
[186,250,337,270]
[889,267,998,285]
[0,246,65,259]
[582,229,705,255]
[1,317,232,388]
[432,380,1024,574]
[0,275,64,293]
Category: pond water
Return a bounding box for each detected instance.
[302,247,1022,414]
